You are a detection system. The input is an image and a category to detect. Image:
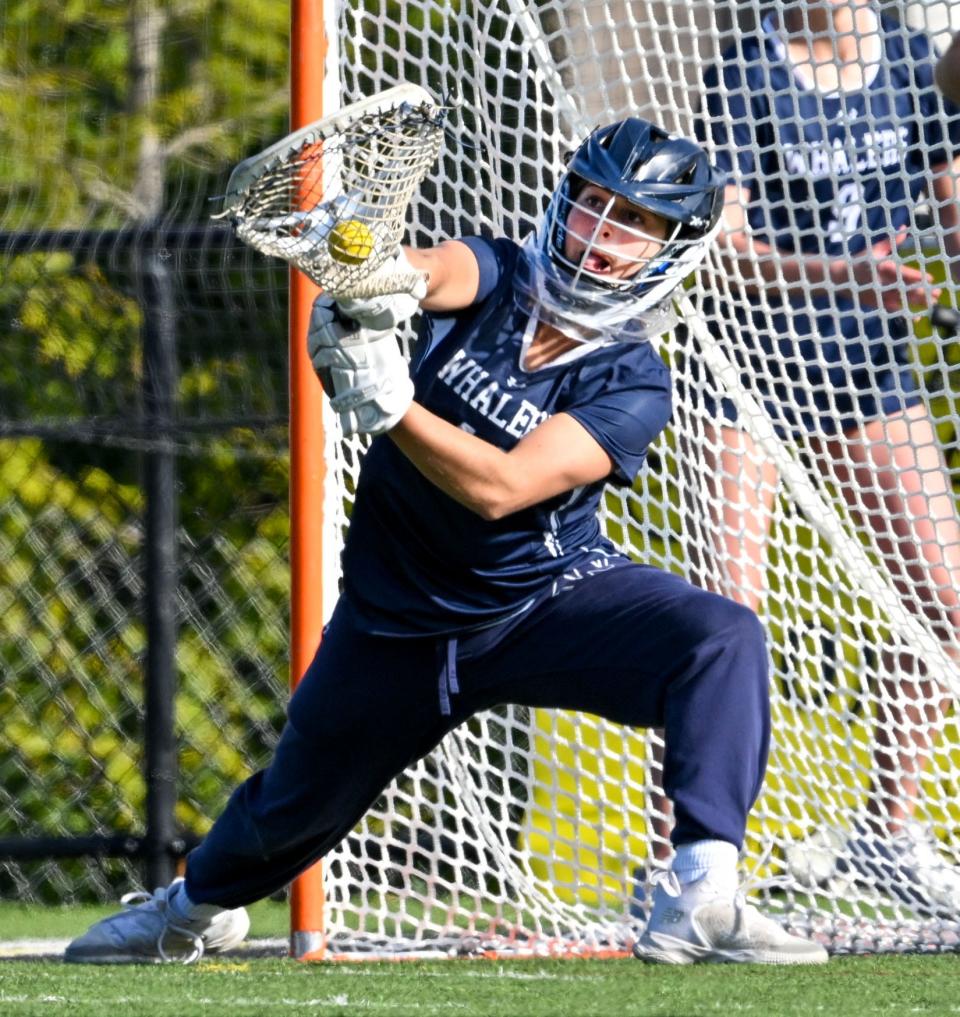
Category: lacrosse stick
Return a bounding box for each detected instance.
[215,84,446,299]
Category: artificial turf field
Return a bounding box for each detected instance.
[2,902,960,1017]
[5,954,960,1017]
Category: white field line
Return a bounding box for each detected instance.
[0,940,611,983]
[0,938,609,976]
[0,939,70,958]
[335,967,609,981]
[0,995,472,1010]
[0,937,287,959]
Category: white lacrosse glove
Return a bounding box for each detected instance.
[334,249,428,330]
[307,297,414,437]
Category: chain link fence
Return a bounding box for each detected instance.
[0,229,293,903]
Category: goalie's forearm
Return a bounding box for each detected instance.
[388,403,527,520]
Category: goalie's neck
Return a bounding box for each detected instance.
[521,321,583,371]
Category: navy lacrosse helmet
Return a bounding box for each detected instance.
[516,117,724,343]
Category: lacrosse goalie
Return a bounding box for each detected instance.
[66,101,827,966]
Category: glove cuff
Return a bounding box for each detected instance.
[331,373,414,437]
[334,251,426,330]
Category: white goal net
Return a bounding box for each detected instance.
[315,0,960,956]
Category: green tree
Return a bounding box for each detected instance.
[0,0,295,900]
[0,0,290,228]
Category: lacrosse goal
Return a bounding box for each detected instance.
[291,0,960,958]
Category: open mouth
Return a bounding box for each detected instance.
[580,250,616,274]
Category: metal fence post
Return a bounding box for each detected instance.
[141,245,180,889]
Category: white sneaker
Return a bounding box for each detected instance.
[633,873,828,965]
[784,826,847,888]
[838,821,960,918]
[64,878,250,964]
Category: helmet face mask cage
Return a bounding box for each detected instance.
[551,182,684,296]
[515,118,723,346]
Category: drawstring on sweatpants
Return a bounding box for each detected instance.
[437,636,459,716]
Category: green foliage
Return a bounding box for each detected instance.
[0,0,294,901]
[0,441,146,846]
[0,0,290,229]
[1,254,142,421]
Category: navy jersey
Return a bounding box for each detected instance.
[340,236,672,636]
[702,15,958,257]
[696,15,960,433]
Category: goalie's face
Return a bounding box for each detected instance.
[514,155,718,346]
[562,184,670,282]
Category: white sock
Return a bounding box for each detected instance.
[168,880,225,921]
[672,840,739,893]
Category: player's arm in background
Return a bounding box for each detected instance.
[717,182,939,313]
[936,31,960,105]
[929,154,960,286]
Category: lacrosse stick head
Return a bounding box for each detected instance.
[217,84,445,298]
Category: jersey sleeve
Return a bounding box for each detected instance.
[564,351,673,484]
[458,235,518,303]
[410,235,518,372]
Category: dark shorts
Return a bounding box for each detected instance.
[688,300,922,437]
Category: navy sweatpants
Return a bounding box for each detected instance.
[185,562,770,908]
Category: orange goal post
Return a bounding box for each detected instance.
[287,0,337,962]
[289,0,960,960]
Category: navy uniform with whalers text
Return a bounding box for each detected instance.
[696,15,960,435]
[65,117,829,968]
[184,238,770,908]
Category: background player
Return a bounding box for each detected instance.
[696,0,960,914]
[64,118,827,966]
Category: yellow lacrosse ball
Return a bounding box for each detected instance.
[327,220,376,265]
